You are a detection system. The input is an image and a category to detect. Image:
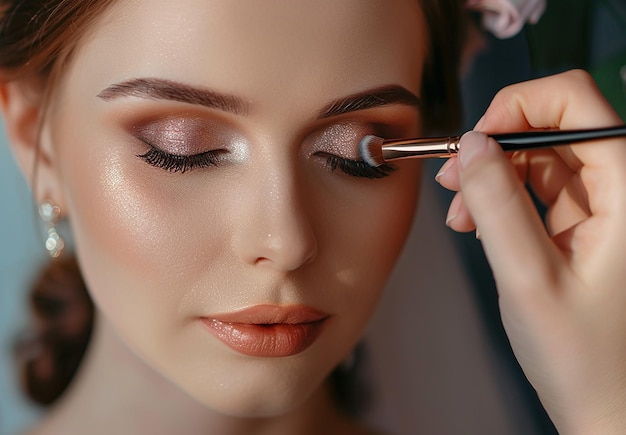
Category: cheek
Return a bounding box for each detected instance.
[330,161,420,274]
[315,162,421,339]
[53,126,232,342]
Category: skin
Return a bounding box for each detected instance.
[1,0,425,434]
[5,2,625,433]
[437,70,626,434]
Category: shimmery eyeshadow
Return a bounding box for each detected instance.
[227,136,250,162]
[133,117,249,161]
[135,118,207,155]
[312,122,369,158]
[158,118,196,155]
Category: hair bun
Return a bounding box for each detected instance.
[14,255,94,405]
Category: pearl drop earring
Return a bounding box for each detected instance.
[39,201,65,258]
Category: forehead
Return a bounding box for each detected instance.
[66,0,427,109]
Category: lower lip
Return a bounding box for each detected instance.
[201,318,327,358]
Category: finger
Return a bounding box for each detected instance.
[478,70,622,134]
[436,116,486,191]
[512,149,577,206]
[544,173,591,236]
[457,131,565,291]
[512,149,588,236]
[435,156,460,191]
[438,150,536,193]
[445,191,476,232]
[477,70,626,220]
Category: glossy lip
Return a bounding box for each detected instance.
[200,304,329,358]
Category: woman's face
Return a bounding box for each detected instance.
[46,0,426,417]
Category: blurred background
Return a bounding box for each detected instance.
[1,1,625,434]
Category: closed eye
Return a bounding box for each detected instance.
[137,146,224,173]
[321,153,396,179]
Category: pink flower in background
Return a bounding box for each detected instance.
[467,0,547,39]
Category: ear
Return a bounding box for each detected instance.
[0,79,66,210]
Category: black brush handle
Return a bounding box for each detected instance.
[490,126,626,152]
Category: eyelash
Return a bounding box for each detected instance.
[137,146,397,179]
[137,147,221,173]
[324,154,396,179]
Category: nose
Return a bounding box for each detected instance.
[233,167,318,272]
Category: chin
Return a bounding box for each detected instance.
[182,360,332,418]
[199,392,311,419]
[144,338,340,419]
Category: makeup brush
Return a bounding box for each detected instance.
[359,125,626,167]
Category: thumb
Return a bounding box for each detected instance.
[457,132,564,291]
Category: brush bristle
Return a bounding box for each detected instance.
[358,135,385,167]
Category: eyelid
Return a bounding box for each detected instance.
[131,116,227,156]
[306,122,374,158]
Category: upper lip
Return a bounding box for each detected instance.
[204,304,329,324]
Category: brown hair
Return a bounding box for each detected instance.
[14,256,94,405]
[1,0,467,407]
[420,0,467,134]
[0,0,116,78]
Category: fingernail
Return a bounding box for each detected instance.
[475,229,481,240]
[435,157,456,183]
[459,131,490,168]
[445,213,456,227]
[446,198,460,227]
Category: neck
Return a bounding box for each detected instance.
[34,314,361,435]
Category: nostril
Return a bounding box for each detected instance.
[251,235,317,271]
[254,257,271,266]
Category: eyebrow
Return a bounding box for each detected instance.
[97,78,249,116]
[97,78,420,119]
[318,85,421,119]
